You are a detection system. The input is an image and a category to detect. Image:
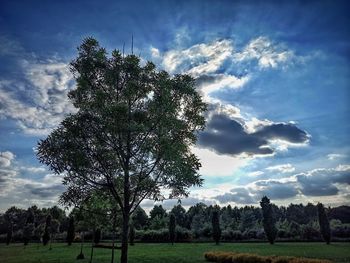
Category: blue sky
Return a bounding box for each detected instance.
[0,0,349,212]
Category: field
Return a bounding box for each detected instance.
[1,242,349,263]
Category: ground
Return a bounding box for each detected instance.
[1,242,349,263]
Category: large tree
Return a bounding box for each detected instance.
[260,196,277,244]
[37,37,206,263]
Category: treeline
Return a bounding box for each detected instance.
[1,201,350,245]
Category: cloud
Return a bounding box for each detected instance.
[195,74,250,101]
[214,187,256,204]
[248,171,264,177]
[234,36,295,69]
[0,55,76,135]
[0,151,15,167]
[296,165,350,196]
[327,153,346,160]
[266,164,295,173]
[161,39,233,76]
[197,113,309,157]
[250,179,299,199]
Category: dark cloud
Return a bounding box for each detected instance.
[254,123,309,144]
[252,180,298,199]
[197,113,308,156]
[214,187,256,204]
[26,184,65,198]
[296,166,350,196]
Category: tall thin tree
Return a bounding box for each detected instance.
[169,213,176,245]
[212,210,221,245]
[260,196,277,244]
[317,203,331,244]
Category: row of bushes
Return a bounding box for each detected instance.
[2,225,349,244]
[204,251,332,263]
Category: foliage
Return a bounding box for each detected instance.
[260,196,278,244]
[317,203,331,244]
[23,223,34,245]
[169,213,176,245]
[212,210,221,245]
[132,206,149,229]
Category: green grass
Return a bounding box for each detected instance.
[1,242,349,263]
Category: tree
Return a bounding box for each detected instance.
[49,219,60,250]
[6,222,12,245]
[23,224,34,246]
[212,210,221,245]
[149,205,167,220]
[170,204,187,228]
[169,213,176,245]
[37,37,206,263]
[67,217,75,245]
[42,215,51,246]
[131,206,148,229]
[260,196,277,245]
[94,228,102,245]
[317,203,331,244]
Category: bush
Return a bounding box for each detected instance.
[139,229,169,242]
[331,224,350,238]
[232,230,243,241]
[243,229,258,239]
[204,251,332,263]
[301,225,321,241]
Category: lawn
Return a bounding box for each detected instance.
[1,242,349,263]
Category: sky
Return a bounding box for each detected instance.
[0,0,349,212]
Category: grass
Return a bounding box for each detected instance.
[0,242,349,263]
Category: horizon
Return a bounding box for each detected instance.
[0,0,350,213]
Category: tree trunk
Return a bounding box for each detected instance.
[90,235,94,263]
[120,213,129,263]
[111,216,116,263]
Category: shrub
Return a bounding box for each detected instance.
[204,251,332,263]
[232,230,243,241]
[301,225,320,241]
[243,229,258,239]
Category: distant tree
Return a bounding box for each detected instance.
[132,206,148,229]
[150,205,167,220]
[212,210,221,245]
[94,228,102,245]
[37,37,206,263]
[42,214,51,246]
[260,196,277,244]
[170,204,187,228]
[317,203,331,244]
[129,223,135,246]
[49,219,60,250]
[169,214,176,245]
[23,223,34,246]
[6,222,12,245]
[240,210,256,231]
[34,224,44,245]
[67,216,75,245]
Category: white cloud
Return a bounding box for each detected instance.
[0,59,76,135]
[234,36,295,69]
[327,153,346,160]
[266,163,295,173]
[159,39,234,76]
[0,151,15,167]
[248,171,264,177]
[191,146,248,176]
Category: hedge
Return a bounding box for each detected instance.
[204,251,332,263]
